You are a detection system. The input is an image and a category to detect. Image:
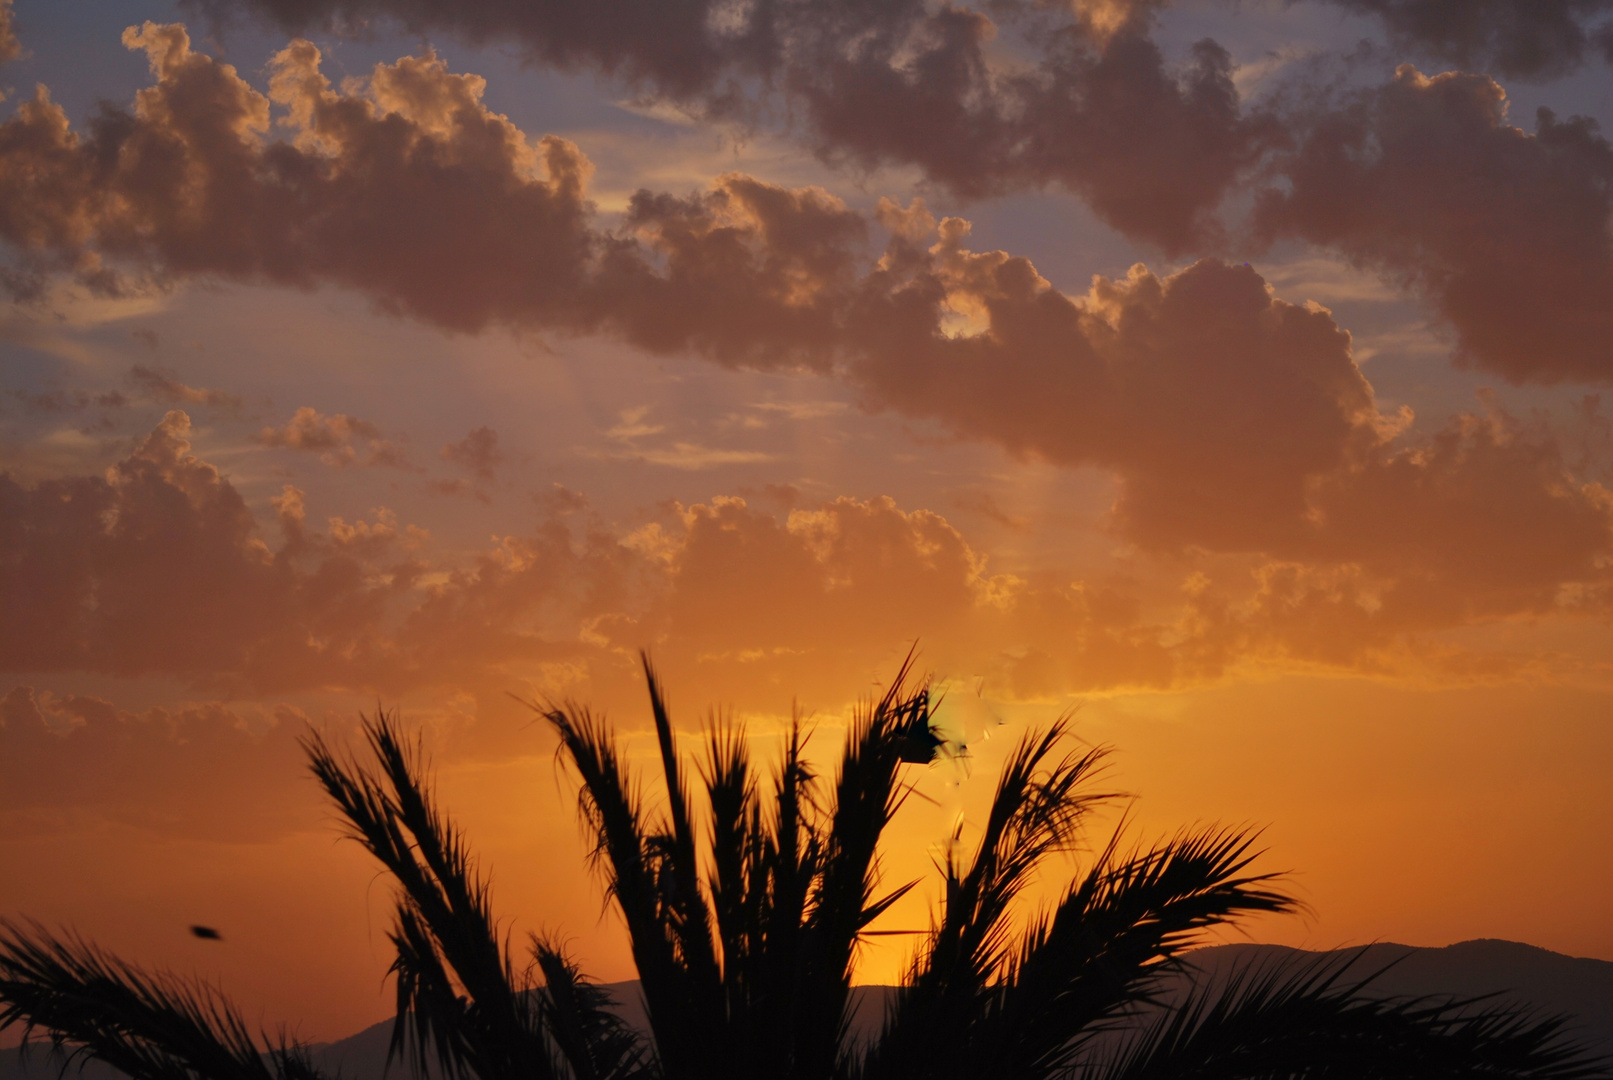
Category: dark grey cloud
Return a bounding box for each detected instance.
[1257,65,1613,383]
[442,426,503,481]
[1326,0,1613,81]
[192,0,1267,253]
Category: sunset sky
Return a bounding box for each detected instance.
[4,0,1613,1044]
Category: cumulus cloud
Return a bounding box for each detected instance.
[258,406,408,467]
[0,411,424,689]
[5,407,1612,702]
[192,3,1262,252]
[199,0,1613,273]
[213,0,1613,104]
[6,27,1613,624]
[847,239,1384,552]
[0,411,647,698]
[0,30,1270,520]
[1,35,1603,555]
[789,20,1264,251]
[130,8,1613,386]
[2,411,282,677]
[1258,64,1613,383]
[569,493,1196,699]
[0,25,596,329]
[590,455,1613,698]
[1231,400,1613,659]
[155,0,1613,377]
[7,24,1610,403]
[201,0,765,104]
[838,219,1613,605]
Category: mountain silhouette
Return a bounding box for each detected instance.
[4,939,1609,1079]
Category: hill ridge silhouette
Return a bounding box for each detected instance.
[6,938,1609,1079]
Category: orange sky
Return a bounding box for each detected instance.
[3,0,1613,1043]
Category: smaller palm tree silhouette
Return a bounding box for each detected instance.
[2,654,1606,1080]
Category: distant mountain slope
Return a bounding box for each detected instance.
[5,940,1609,1079]
[1186,940,1613,1056]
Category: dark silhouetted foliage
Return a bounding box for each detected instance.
[2,654,1607,1080]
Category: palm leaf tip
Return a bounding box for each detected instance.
[1096,951,1613,1080]
[531,935,649,1080]
[0,919,322,1080]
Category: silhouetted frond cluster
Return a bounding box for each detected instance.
[1,653,1606,1080]
[302,711,649,1080]
[0,920,319,1080]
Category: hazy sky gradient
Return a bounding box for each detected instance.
[3,0,1613,1042]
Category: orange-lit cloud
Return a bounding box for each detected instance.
[258,406,409,468]
[0,0,18,65]
[5,405,1612,705]
[0,411,420,688]
[0,23,1609,699]
[848,247,1383,553]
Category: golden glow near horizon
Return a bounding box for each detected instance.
[2,0,1613,1042]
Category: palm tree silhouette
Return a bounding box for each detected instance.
[2,654,1606,1080]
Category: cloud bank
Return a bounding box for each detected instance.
[4,21,1611,404]
[4,406,1610,703]
[3,27,1612,571]
[196,0,1262,251]
[1329,0,1613,80]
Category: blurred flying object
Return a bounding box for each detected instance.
[189,925,222,940]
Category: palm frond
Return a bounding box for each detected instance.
[867,723,1113,1078]
[303,714,551,1080]
[542,695,705,1078]
[743,710,824,1077]
[640,657,722,984]
[936,723,1111,985]
[363,719,514,1010]
[0,919,319,1080]
[531,935,650,1080]
[1088,950,1611,1080]
[802,656,930,1079]
[699,709,760,1007]
[979,826,1296,1078]
[388,897,476,1079]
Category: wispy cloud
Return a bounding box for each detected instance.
[606,406,666,442]
[750,400,850,421]
[635,443,776,469]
